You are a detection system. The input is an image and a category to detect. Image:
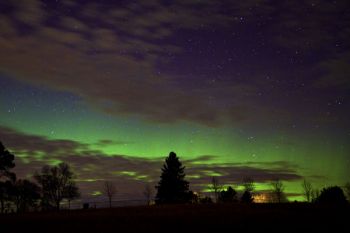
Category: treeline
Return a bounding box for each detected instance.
[1,143,350,214]
[153,152,256,204]
[0,142,79,213]
[153,152,350,205]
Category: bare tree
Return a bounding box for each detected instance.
[242,177,255,193]
[13,179,40,213]
[241,177,255,203]
[270,179,285,203]
[210,177,222,203]
[143,183,153,205]
[64,182,80,209]
[34,162,78,210]
[301,179,313,202]
[103,181,117,208]
[311,188,320,202]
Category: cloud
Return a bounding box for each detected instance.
[268,1,350,49]
[268,1,350,90]
[314,52,350,89]
[186,163,302,187]
[0,0,266,127]
[1,0,347,128]
[13,0,45,27]
[0,125,87,157]
[95,139,133,147]
[0,125,305,199]
[184,155,218,164]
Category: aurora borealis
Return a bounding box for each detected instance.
[0,0,349,202]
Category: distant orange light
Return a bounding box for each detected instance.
[253,193,269,203]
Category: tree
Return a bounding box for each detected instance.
[199,196,213,204]
[210,177,222,203]
[0,142,15,178]
[0,180,13,213]
[345,183,350,201]
[242,177,255,193]
[103,181,117,208]
[155,152,190,204]
[0,142,16,213]
[218,186,237,203]
[241,177,255,203]
[270,179,286,203]
[241,190,254,203]
[64,182,80,209]
[187,191,199,204]
[13,179,40,212]
[301,179,313,202]
[314,186,347,205]
[143,183,153,206]
[34,162,78,210]
[311,188,320,203]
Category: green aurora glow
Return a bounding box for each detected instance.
[1,0,350,202]
[1,81,348,202]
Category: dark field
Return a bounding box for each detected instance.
[1,204,349,233]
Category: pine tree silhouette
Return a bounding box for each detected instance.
[0,142,15,178]
[155,152,190,204]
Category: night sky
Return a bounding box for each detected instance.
[0,0,349,202]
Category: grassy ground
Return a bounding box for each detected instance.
[0,203,349,232]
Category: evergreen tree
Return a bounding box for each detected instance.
[155,152,190,204]
[0,142,15,178]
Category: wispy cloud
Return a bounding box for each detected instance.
[0,0,250,127]
[1,125,306,199]
[3,0,348,128]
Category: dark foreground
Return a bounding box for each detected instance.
[1,203,349,233]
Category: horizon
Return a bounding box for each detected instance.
[1,0,349,202]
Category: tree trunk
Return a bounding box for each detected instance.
[68,200,71,209]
